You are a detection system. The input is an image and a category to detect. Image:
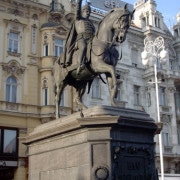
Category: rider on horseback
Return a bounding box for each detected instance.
[62,0,95,74]
[55,4,135,118]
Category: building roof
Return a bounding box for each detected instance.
[89,0,134,12]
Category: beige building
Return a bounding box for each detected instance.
[0,0,74,179]
[0,0,179,179]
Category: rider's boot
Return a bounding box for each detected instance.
[77,48,86,75]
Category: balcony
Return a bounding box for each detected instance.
[143,66,167,79]
[164,146,173,154]
[0,101,40,117]
[160,105,172,114]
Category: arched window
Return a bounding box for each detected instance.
[6,76,17,103]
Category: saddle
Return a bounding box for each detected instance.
[92,37,119,66]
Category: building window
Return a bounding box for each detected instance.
[178,125,180,145]
[142,17,146,27]
[162,132,169,146]
[159,87,166,106]
[59,92,64,106]
[134,85,140,105]
[3,129,17,154]
[31,25,37,54]
[6,76,17,103]
[174,29,178,37]
[116,83,121,101]
[169,59,176,70]
[54,38,64,57]
[0,127,18,156]
[92,78,101,98]
[147,92,151,106]
[43,44,48,56]
[42,88,48,106]
[155,17,160,28]
[162,124,171,148]
[157,59,163,69]
[131,49,138,67]
[175,92,180,110]
[147,16,149,26]
[8,32,19,53]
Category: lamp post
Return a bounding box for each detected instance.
[141,36,168,180]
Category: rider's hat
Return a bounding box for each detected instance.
[82,3,91,13]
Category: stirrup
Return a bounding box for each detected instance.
[77,66,81,75]
[77,64,85,75]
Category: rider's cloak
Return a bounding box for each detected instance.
[63,21,77,67]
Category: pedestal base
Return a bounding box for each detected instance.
[25,106,158,180]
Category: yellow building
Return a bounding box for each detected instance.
[0,0,75,179]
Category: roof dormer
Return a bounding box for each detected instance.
[134,0,163,30]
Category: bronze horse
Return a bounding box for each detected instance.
[54,5,134,118]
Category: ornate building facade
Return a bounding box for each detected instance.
[0,0,179,179]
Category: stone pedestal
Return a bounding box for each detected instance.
[25,106,158,180]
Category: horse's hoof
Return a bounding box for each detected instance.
[111,101,117,107]
[81,105,88,109]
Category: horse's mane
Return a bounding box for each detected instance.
[96,9,118,36]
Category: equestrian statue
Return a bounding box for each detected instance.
[54,0,135,118]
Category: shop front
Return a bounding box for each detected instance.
[0,127,18,180]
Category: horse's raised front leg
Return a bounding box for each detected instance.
[93,62,117,106]
[106,76,117,106]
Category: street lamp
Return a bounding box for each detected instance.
[141,36,168,180]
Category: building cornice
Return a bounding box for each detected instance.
[3,18,27,27]
[1,0,49,12]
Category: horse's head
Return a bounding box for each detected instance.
[112,4,135,43]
